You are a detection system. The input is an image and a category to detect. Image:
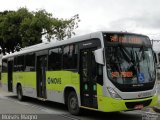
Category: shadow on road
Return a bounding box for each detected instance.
[77,109,141,120]
[7,95,67,112]
[7,95,142,120]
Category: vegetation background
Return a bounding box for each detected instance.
[0,7,80,54]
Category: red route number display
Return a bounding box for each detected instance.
[111,71,133,78]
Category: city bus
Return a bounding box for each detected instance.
[1,31,158,115]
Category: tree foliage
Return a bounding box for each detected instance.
[0,8,80,54]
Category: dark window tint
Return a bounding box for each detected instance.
[2,59,7,72]
[63,44,78,70]
[14,57,17,71]
[25,53,35,71]
[48,47,62,70]
[16,55,25,71]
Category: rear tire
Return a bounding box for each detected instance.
[17,85,23,101]
[67,91,80,115]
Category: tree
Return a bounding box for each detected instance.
[0,8,80,54]
[0,8,33,54]
[45,14,80,41]
[0,10,20,54]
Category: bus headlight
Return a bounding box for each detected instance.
[107,87,122,99]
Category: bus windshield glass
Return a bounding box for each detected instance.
[103,33,155,92]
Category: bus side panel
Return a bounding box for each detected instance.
[46,71,80,104]
[96,83,103,111]
[23,72,36,98]
[1,73,8,91]
[13,72,37,97]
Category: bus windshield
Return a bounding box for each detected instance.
[103,33,156,92]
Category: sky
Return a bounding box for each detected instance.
[0,0,160,50]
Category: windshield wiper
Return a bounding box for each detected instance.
[119,45,132,64]
[138,45,145,62]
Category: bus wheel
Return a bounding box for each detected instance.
[17,85,23,101]
[67,91,80,115]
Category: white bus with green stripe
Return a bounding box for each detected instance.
[1,31,158,115]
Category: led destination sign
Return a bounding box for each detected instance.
[110,35,142,44]
[103,33,151,45]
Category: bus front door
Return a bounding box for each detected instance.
[8,60,13,92]
[36,55,47,99]
[80,48,98,109]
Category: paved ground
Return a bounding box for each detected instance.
[0,89,70,120]
[0,89,159,120]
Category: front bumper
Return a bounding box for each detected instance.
[98,95,158,112]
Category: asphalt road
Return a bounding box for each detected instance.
[0,91,159,120]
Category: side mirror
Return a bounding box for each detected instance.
[154,52,160,66]
[156,65,160,69]
[93,48,104,65]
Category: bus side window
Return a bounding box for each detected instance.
[17,55,25,71]
[2,59,7,72]
[97,64,103,85]
[25,53,35,71]
[63,44,78,71]
[91,51,103,85]
[48,47,62,70]
[98,65,103,76]
[14,57,18,72]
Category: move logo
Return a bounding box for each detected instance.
[47,77,62,84]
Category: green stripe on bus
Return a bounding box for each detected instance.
[13,72,36,88]
[46,71,80,93]
[1,73,8,84]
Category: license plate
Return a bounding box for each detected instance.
[134,104,144,109]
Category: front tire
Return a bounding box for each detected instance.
[17,85,23,101]
[67,91,80,115]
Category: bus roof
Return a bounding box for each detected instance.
[2,31,148,59]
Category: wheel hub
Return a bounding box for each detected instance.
[70,97,77,109]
